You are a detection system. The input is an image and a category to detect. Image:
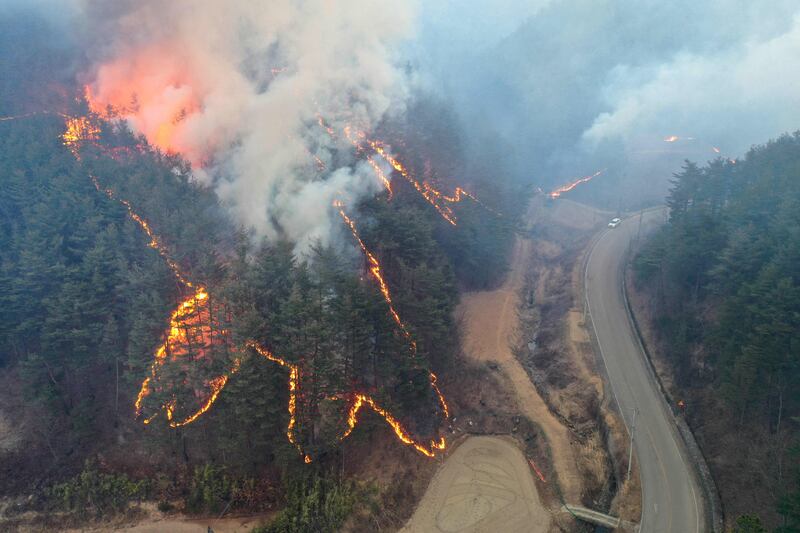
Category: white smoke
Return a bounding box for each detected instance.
[79,0,415,251]
[414,0,800,205]
[583,14,800,156]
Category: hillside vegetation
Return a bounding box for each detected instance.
[0,18,519,529]
[634,134,800,530]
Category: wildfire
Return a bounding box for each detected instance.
[548,169,606,199]
[317,114,337,140]
[334,200,408,338]
[86,171,239,429]
[339,125,494,224]
[84,55,204,164]
[664,135,694,143]
[90,176,192,287]
[342,394,446,457]
[62,116,101,157]
[334,200,449,453]
[367,138,458,225]
[712,146,721,154]
[133,285,240,427]
[341,125,392,196]
[246,341,311,464]
[63,103,448,460]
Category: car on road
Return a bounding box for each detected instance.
[608,217,621,228]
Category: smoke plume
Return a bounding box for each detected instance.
[78,1,414,251]
[416,0,800,206]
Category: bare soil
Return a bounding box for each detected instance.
[456,204,583,505]
[516,198,642,522]
[401,436,551,533]
[62,504,272,533]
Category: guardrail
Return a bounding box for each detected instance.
[619,209,724,533]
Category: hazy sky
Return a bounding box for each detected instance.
[10,0,800,220]
[413,0,800,204]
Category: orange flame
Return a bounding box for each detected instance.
[84,45,205,164]
[342,393,446,457]
[712,146,721,154]
[334,200,449,454]
[64,107,446,460]
[134,286,240,428]
[90,176,192,287]
[342,125,392,197]
[62,116,100,157]
[85,175,237,428]
[366,138,458,225]
[548,169,605,199]
[247,341,311,463]
[334,200,408,337]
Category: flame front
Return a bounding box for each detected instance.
[61,110,447,461]
[62,116,100,158]
[342,394,446,458]
[549,169,606,199]
[334,200,449,453]
[90,176,193,288]
[134,285,240,428]
[246,341,311,463]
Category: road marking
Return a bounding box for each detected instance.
[584,209,704,532]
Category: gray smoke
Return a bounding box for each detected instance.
[77,0,413,252]
[415,0,800,206]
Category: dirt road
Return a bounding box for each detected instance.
[401,436,550,533]
[456,218,582,503]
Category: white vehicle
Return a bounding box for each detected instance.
[608,217,621,228]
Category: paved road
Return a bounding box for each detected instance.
[585,209,705,533]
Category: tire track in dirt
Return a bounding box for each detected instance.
[402,435,550,533]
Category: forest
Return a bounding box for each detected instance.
[634,135,800,531]
[0,16,520,530]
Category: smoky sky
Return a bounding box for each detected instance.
[415,0,800,206]
[7,0,800,221]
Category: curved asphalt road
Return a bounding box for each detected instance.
[585,209,705,533]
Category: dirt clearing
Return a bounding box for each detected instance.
[456,203,583,504]
[401,436,550,533]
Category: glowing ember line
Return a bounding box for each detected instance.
[90,176,193,287]
[548,169,605,199]
[317,114,336,139]
[366,138,458,225]
[528,458,547,483]
[367,157,393,198]
[246,341,311,463]
[134,287,240,428]
[430,371,450,419]
[712,146,721,154]
[341,125,392,196]
[61,115,239,432]
[343,394,446,457]
[334,200,449,456]
[334,200,408,337]
[170,364,239,427]
[64,111,445,461]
